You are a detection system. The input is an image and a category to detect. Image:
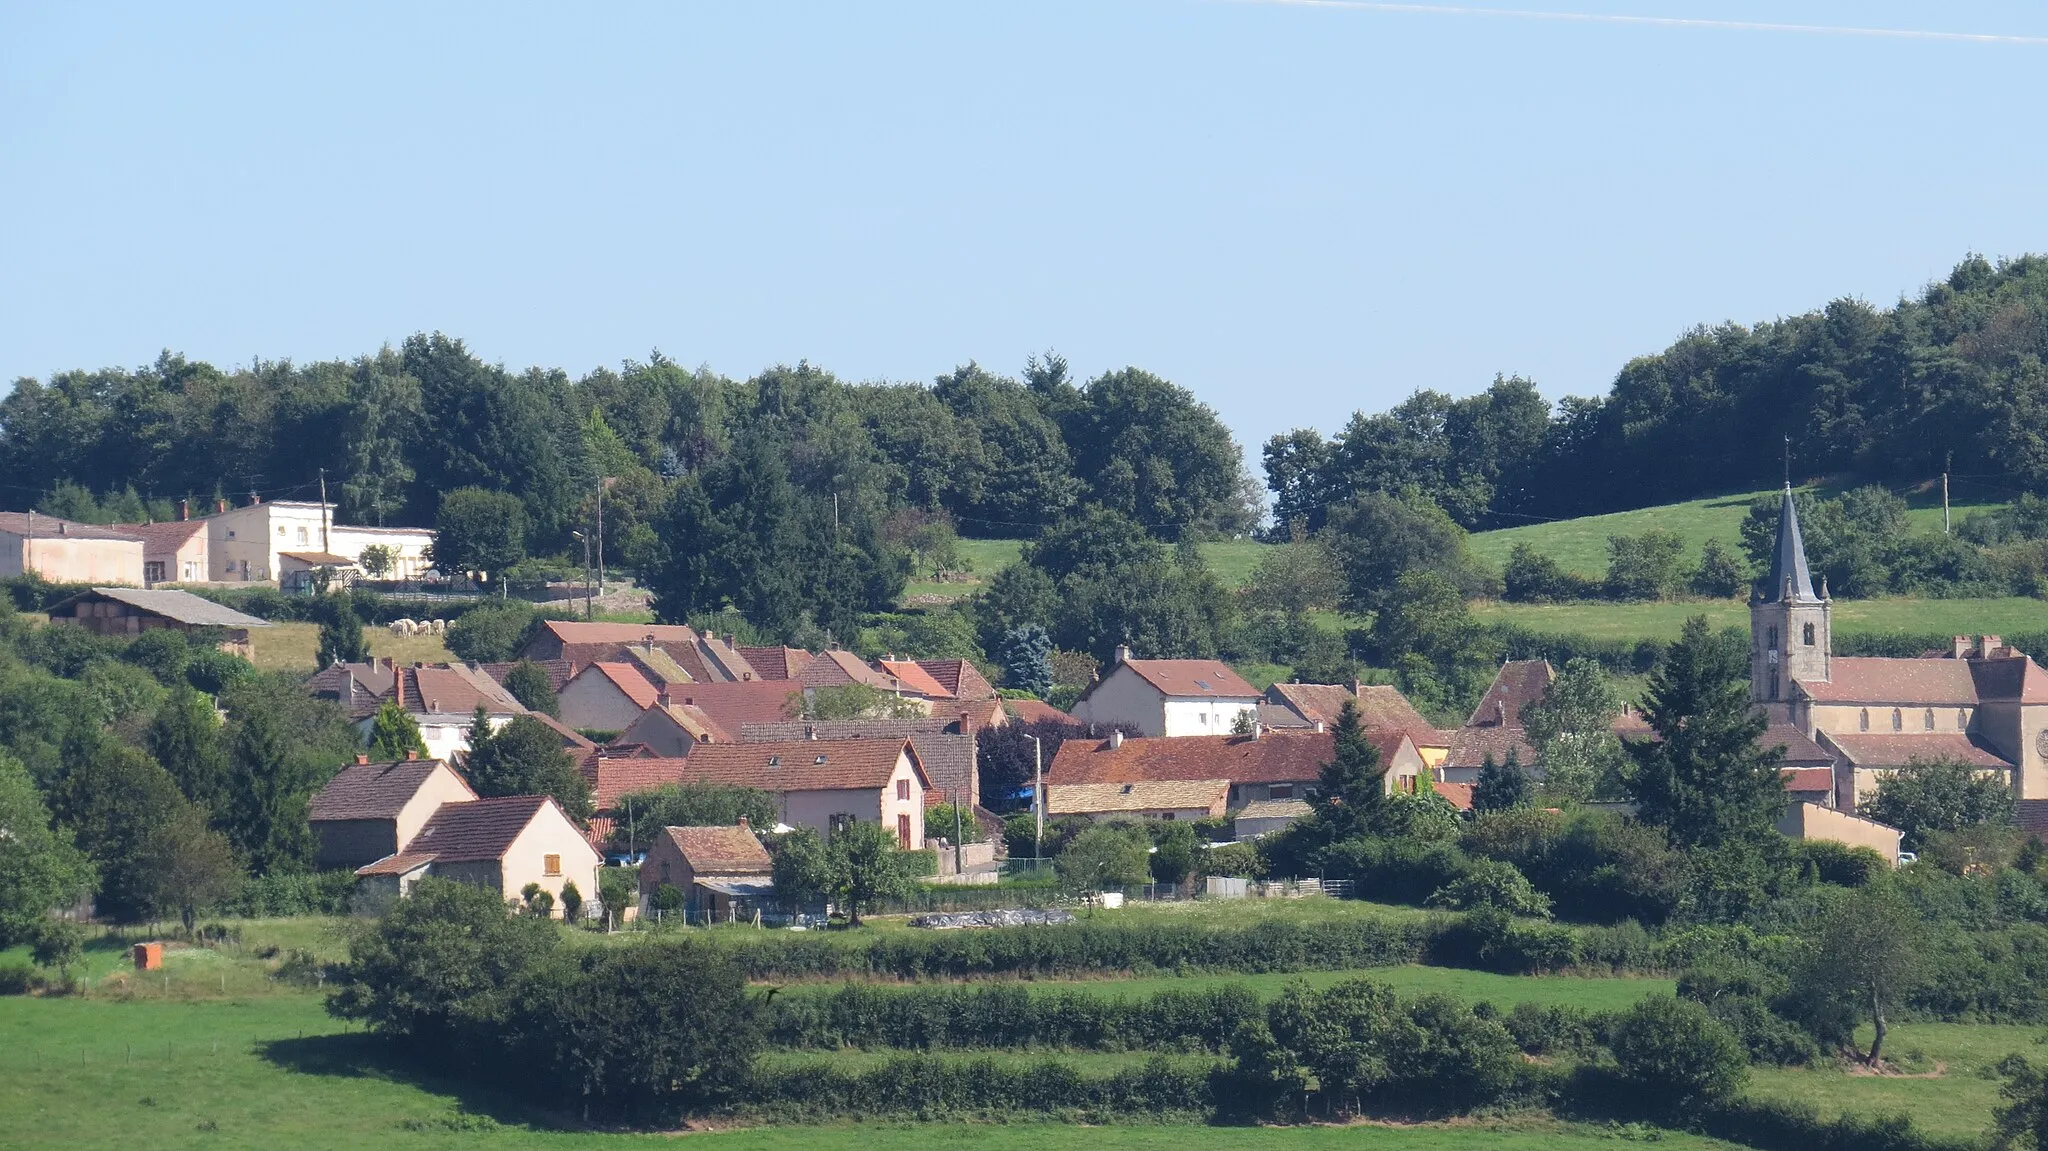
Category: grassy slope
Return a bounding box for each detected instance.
[1471,596,2048,643]
[252,621,455,674]
[1744,1021,2036,1142]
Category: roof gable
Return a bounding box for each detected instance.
[1089,659,1259,703]
[586,661,660,709]
[665,738,927,792]
[1048,730,1332,786]
[309,758,471,822]
[663,824,773,874]
[1467,661,1553,728]
[878,660,953,699]
[403,795,552,862]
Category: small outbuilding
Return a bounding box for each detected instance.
[639,819,775,919]
[46,586,271,657]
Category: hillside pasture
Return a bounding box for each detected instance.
[252,620,455,673]
[1472,596,2048,643]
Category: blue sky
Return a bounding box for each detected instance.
[3,1,2045,470]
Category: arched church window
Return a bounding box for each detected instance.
[1859,709,1870,731]
[1769,671,1779,701]
[1803,623,1816,646]
[1959,709,1971,729]
[1767,626,1778,650]
[1925,709,1935,730]
[1892,708,1903,731]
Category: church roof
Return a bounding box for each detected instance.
[1760,486,1819,602]
[1796,658,1982,706]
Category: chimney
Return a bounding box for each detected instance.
[57,522,66,535]
[1109,729,1124,750]
[737,816,750,832]
[1495,699,1506,726]
[429,698,440,713]
[1350,679,1363,695]
[405,750,418,760]
[1113,644,1132,665]
[1982,635,2005,659]
[644,633,656,651]
[178,499,189,522]
[1953,636,1970,659]
[249,491,261,506]
[958,710,973,737]
[215,497,229,514]
[1314,721,1325,733]
[393,668,405,709]
[1250,720,1263,740]
[355,754,369,765]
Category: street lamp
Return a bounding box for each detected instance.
[571,530,592,618]
[1026,733,1044,865]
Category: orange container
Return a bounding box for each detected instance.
[133,942,163,971]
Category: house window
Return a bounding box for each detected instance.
[543,854,562,877]
[226,529,236,539]
[144,561,165,584]
[1161,812,1176,820]
[276,526,286,537]
[1803,623,1816,645]
[1269,784,1293,800]
[1859,709,1870,731]
[1925,709,1935,731]
[296,526,309,544]
[1891,708,1903,732]
[895,779,909,801]
[660,861,671,881]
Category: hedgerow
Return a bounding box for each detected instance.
[766,981,1262,1052]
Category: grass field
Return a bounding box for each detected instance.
[1467,482,2005,580]
[252,621,455,673]
[903,538,1271,604]
[0,995,1751,1150]
[1746,1021,2039,1142]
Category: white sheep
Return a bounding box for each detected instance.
[429,618,447,636]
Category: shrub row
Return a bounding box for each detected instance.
[220,870,358,917]
[766,982,1262,1052]
[741,1054,1216,1122]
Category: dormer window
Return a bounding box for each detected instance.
[767,755,780,767]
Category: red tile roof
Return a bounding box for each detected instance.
[396,796,554,863]
[1003,699,1076,726]
[1264,683,1450,748]
[1820,732,2014,770]
[309,759,471,822]
[1761,722,1833,768]
[657,738,929,792]
[1445,725,1538,771]
[478,659,577,694]
[1111,659,1259,700]
[661,680,804,732]
[797,649,903,692]
[1796,658,1982,705]
[1048,731,1337,786]
[1468,661,1554,728]
[663,825,773,874]
[1782,767,1835,795]
[541,621,700,647]
[584,754,706,810]
[738,647,814,680]
[400,664,528,718]
[111,520,206,554]
[919,659,996,701]
[588,662,661,710]
[878,660,954,700]
[1434,781,1476,812]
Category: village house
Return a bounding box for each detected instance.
[200,497,434,582]
[112,519,209,586]
[308,659,529,761]
[739,716,985,815]
[638,820,776,919]
[617,680,803,754]
[738,646,814,680]
[307,754,478,870]
[619,738,932,848]
[1260,682,1453,767]
[47,586,270,657]
[354,794,602,916]
[1047,779,1230,822]
[1068,647,1261,738]
[557,660,666,733]
[1231,796,1313,838]
[1047,727,1429,814]
[0,513,145,585]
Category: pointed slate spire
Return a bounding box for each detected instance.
[1762,484,1817,602]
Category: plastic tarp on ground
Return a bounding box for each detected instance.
[906,908,1078,930]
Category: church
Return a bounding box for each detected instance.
[1751,487,2047,821]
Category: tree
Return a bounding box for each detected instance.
[145,688,230,820]
[0,752,93,947]
[1863,756,2016,851]
[464,712,592,819]
[428,486,528,584]
[794,683,925,721]
[558,879,583,923]
[1321,493,1482,616]
[1624,616,1784,851]
[976,718,1088,813]
[1691,538,1748,599]
[357,544,396,578]
[224,703,319,875]
[141,803,243,931]
[313,595,368,667]
[1148,819,1197,885]
[1604,529,1686,601]
[445,601,538,662]
[1055,824,1151,894]
[1310,699,1386,840]
[613,783,776,852]
[769,828,834,911]
[52,741,187,922]
[29,919,84,980]
[501,660,560,717]
[1795,886,1925,1065]
[1609,995,1748,1113]
[997,625,1054,696]
[1471,750,1534,813]
[1520,658,1625,804]
[366,702,430,762]
[1061,366,1246,536]
[828,821,913,926]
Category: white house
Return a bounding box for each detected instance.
[1068,647,1261,738]
[203,497,435,582]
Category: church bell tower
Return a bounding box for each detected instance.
[1751,484,1831,707]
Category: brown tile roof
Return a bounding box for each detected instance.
[111,520,206,554]
[401,663,528,718]
[1434,781,1475,812]
[584,816,615,850]
[0,513,142,541]
[1003,699,1074,726]
[1048,731,1336,786]
[309,758,470,822]
[478,659,577,693]
[621,645,694,686]
[1796,657,1982,706]
[1112,659,1260,700]
[1968,655,2048,704]
[584,754,705,810]
[797,649,904,692]
[1782,767,1835,794]
[1263,683,1450,748]
[1468,661,1554,728]
[1820,731,2014,770]
[540,621,700,648]
[878,659,954,699]
[639,702,729,744]
[1048,779,1229,817]
[738,647,815,680]
[1234,797,1312,822]
[587,661,661,709]
[355,852,436,877]
[1761,722,1833,768]
[397,795,554,862]
[739,721,976,806]
[661,680,804,732]
[308,660,398,719]
[660,738,929,792]
[662,825,773,874]
[920,659,995,701]
[1445,725,1537,771]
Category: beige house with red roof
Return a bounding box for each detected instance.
[559,661,663,732]
[113,520,209,586]
[354,795,601,916]
[1048,727,1428,809]
[1069,646,1262,738]
[617,680,803,753]
[652,738,932,847]
[307,754,477,870]
[0,513,144,584]
[1262,682,1452,767]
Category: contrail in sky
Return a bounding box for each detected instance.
[1233,0,2048,46]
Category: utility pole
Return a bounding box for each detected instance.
[1027,734,1044,864]
[951,789,964,876]
[595,478,607,597]
[23,509,32,580]
[317,468,330,555]
[1943,452,1953,535]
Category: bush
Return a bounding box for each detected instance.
[1202,840,1265,879]
[1426,858,1552,917]
[1609,994,1748,1113]
[766,981,1261,1052]
[1259,978,1521,1117]
[743,1053,1213,1122]
[1502,1001,1604,1057]
[445,602,540,662]
[223,870,357,917]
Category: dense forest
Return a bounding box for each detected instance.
[1265,253,2048,531]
